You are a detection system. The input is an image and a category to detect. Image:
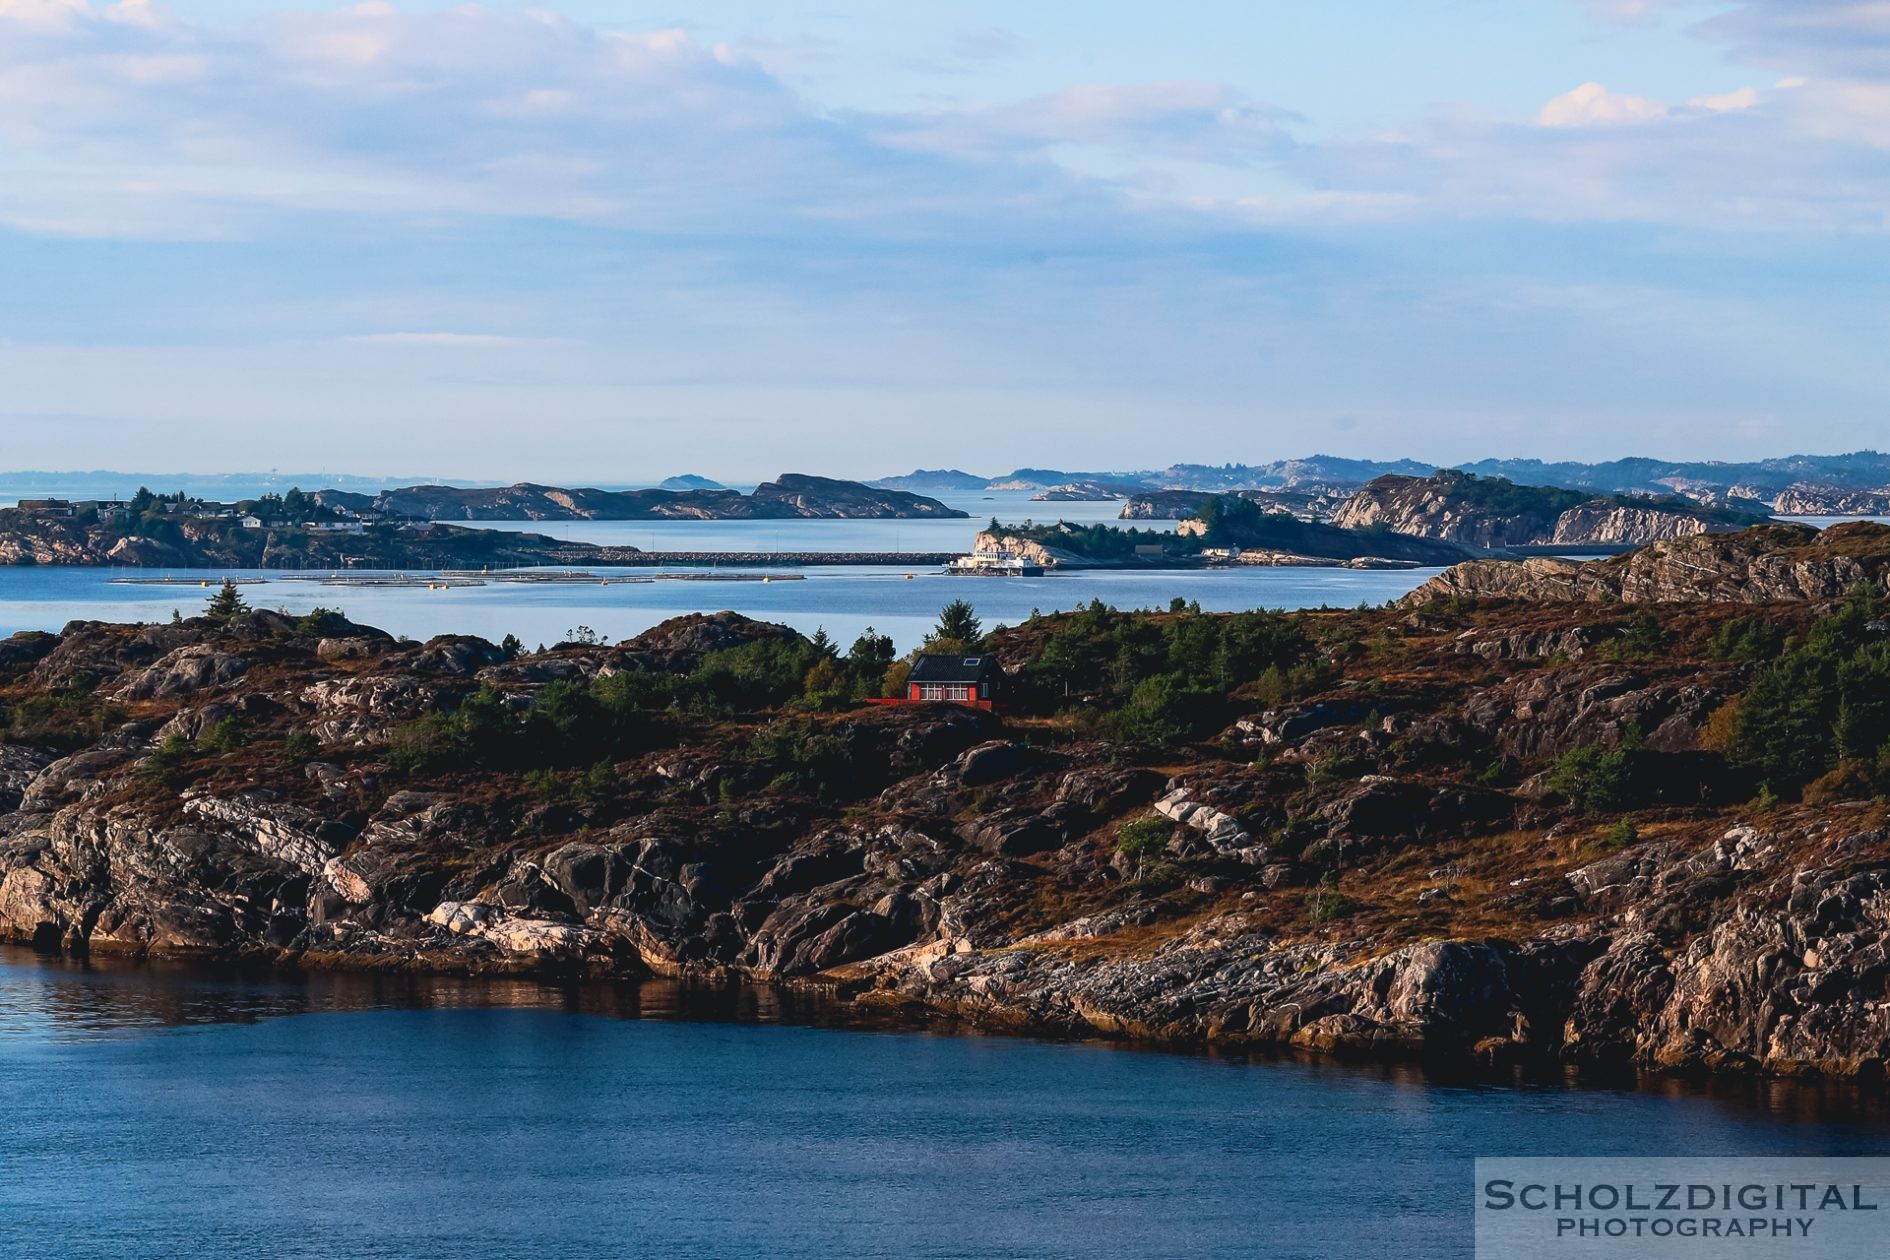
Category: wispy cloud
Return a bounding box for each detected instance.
[0,0,1885,474]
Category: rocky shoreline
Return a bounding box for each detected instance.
[5,561,1890,1079]
[1405,521,1890,605]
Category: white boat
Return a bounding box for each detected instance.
[945,552,1046,577]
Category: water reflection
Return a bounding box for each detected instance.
[4,945,1883,1129]
[0,945,846,1043]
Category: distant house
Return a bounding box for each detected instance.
[305,521,365,534]
[241,515,273,529]
[906,654,1003,711]
[1133,543,1166,557]
[16,499,75,517]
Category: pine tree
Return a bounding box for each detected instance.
[932,599,982,649]
[205,579,248,622]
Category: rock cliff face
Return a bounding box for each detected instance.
[1766,485,1890,516]
[1405,522,1890,605]
[1547,504,1721,544]
[1119,490,1217,520]
[1331,473,1759,549]
[971,531,1083,567]
[3,603,1889,1080]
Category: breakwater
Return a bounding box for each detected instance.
[549,550,960,568]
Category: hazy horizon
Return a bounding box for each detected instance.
[3,446,1890,496]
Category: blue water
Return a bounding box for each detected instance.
[0,950,1883,1260]
[0,564,1433,654]
[0,488,1438,651]
[469,489,1167,552]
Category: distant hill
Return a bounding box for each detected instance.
[868,469,991,493]
[1457,451,1890,498]
[317,475,965,521]
[1329,472,1770,548]
[656,474,725,491]
[0,470,410,503]
[870,451,1890,512]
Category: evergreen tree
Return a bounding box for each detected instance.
[205,580,248,622]
[935,599,982,646]
[846,627,895,676]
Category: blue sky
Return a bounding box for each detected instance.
[0,0,1884,480]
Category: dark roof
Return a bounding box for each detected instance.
[908,653,1001,684]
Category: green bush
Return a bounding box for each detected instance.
[1600,819,1639,850]
[3,690,119,752]
[1709,615,1784,662]
[197,717,245,755]
[1305,874,1352,925]
[280,730,320,761]
[1115,817,1171,858]
[140,733,194,787]
[1604,611,1669,660]
[1547,744,1632,814]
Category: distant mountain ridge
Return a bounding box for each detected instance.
[872,451,1890,510]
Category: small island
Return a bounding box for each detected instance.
[318,473,964,522]
[0,477,967,568]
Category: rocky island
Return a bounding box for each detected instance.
[1327,471,1767,547]
[8,525,1890,1080]
[1405,521,1890,604]
[321,474,964,521]
[0,475,967,568]
[0,510,657,570]
[978,499,1475,568]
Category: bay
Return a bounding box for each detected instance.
[0,948,1882,1260]
[0,564,1435,654]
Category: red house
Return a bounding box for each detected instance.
[906,654,1003,711]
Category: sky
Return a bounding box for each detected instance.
[0,0,1886,481]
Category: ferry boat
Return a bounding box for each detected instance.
[945,551,1046,577]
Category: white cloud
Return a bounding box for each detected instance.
[1538,82,1670,127]
[0,0,1882,246]
[0,3,1193,242]
[0,0,89,30]
[875,80,1289,165]
[1689,86,1761,111]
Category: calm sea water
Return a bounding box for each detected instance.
[0,948,1884,1260]
[469,490,1168,551]
[4,505,1875,653]
[0,489,1438,651]
[0,564,1434,654]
